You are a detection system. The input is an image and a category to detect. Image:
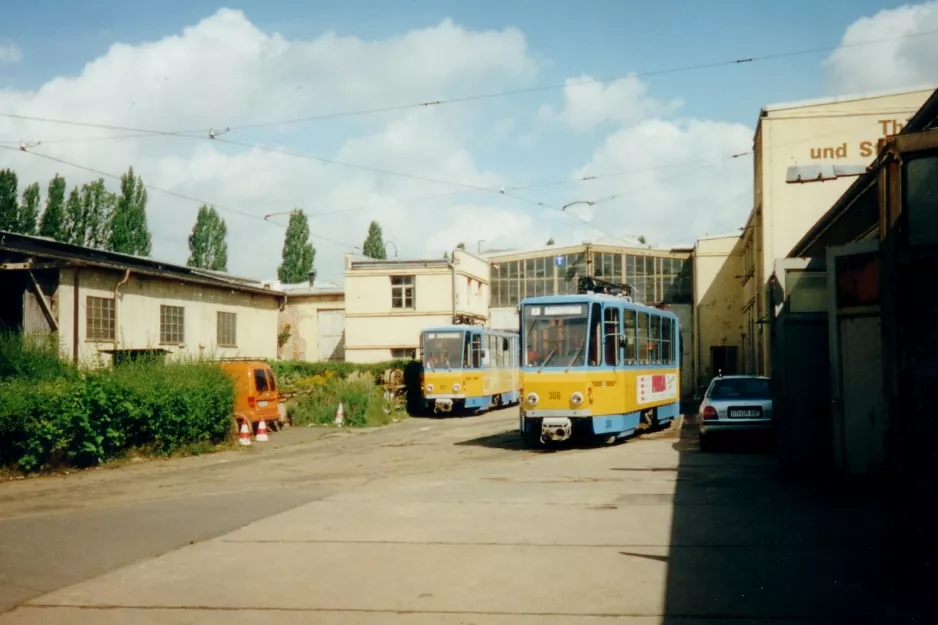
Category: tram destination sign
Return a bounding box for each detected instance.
[526,304,585,317]
[426,332,463,339]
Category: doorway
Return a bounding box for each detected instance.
[710,345,739,377]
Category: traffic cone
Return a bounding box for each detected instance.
[256,419,269,442]
[238,420,252,446]
[335,402,344,427]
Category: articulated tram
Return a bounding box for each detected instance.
[519,277,681,445]
[420,325,521,415]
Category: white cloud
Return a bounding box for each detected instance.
[825,1,938,94]
[539,74,684,132]
[0,43,22,65]
[0,9,540,281]
[558,118,753,248]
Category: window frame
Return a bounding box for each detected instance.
[85,295,115,342]
[216,311,237,348]
[603,306,621,367]
[390,275,415,309]
[159,304,185,345]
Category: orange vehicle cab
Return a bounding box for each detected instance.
[220,359,282,431]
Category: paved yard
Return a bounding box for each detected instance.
[0,409,927,623]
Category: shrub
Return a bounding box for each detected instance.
[0,354,235,472]
[287,375,401,428]
[272,358,412,392]
[0,330,75,382]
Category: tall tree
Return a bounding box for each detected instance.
[39,174,67,241]
[187,205,228,271]
[18,182,40,235]
[0,169,18,232]
[81,179,115,249]
[63,187,85,245]
[109,166,151,256]
[277,209,315,283]
[362,220,387,259]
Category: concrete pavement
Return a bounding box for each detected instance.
[0,409,927,623]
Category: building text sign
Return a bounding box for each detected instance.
[808,118,908,160]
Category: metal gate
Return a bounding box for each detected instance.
[317,310,345,361]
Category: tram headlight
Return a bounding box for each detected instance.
[452,383,461,392]
[425,383,434,393]
[525,391,539,406]
[570,391,584,406]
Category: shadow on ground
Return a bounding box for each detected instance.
[662,417,931,623]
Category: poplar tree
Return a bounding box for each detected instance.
[362,221,387,259]
[187,205,229,271]
[277,209,315,284]
[39,174,67,241]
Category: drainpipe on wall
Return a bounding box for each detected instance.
[72,269,80,364]
[113,270,131,354]
[449,254,458,321]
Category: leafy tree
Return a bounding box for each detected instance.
[39,174,67,241]
[546,237,555,246]
[187,205,228,271]
[109,166,151,256]
[637,234,647,245]
[81,179,115,249]
[0,169,18,232]
[18,182,40,235]
[362,220,387,259]
[456,242,466,250]
[277,209,315,284]
[63,187,84,245]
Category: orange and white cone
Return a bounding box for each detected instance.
[238,420,253,446]
[256,419,269,442]
[335,402,344,427]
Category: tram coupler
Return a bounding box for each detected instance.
[433,399,453,414]
[541,417,572,442]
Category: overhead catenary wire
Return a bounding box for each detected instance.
[0,144,362,251]
[2,25,937,145]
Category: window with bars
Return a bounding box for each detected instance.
[391,275,415,309]
[160,305,185,344]
[217,311,237,347]
[86,296,115,341]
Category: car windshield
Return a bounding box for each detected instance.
[422,331,465,370]
[521,303,589,368]
[708,378,771,400]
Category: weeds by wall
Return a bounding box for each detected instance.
[286,372,403,428]
[272,359,411,388]
[0,332,235,472]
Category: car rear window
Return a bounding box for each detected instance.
[708,378,770,400]
[265,368,277,391]
[253,368,269,392]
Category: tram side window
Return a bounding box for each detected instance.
[624,310,637,363]
[662,318,673,364]
[588,303,603,366]
[603,307,620,366]
[638,312,649,365]
[471,334,482,368]
[649,314,661,364]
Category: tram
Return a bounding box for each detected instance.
[420,325,521,415]
[518,277,681,445]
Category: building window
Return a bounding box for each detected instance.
[391,275,415,309]
[217,311,237,347]
[160,305,185,344]
[391,348,416,359]
[86,296,115,341]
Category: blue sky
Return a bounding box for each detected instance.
[2,0,914,122]
[0,1,933,279]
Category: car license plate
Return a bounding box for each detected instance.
[258,400,269,407]
[729,408,761,419]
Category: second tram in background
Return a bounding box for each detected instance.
[519,277,681,446]
[420,325,521,416]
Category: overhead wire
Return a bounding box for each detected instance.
[0,144,362,251]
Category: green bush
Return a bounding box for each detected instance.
[0,354,235,472]
[287,375,401,428]
[0,331,75,382]
[272,359,412,390]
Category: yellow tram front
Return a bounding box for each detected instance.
[519,293,681,445]
[421,326,520,416]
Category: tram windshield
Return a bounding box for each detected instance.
[521,303,589,368]
[422,331,465,370]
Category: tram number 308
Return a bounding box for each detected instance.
[548,391,561,400]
